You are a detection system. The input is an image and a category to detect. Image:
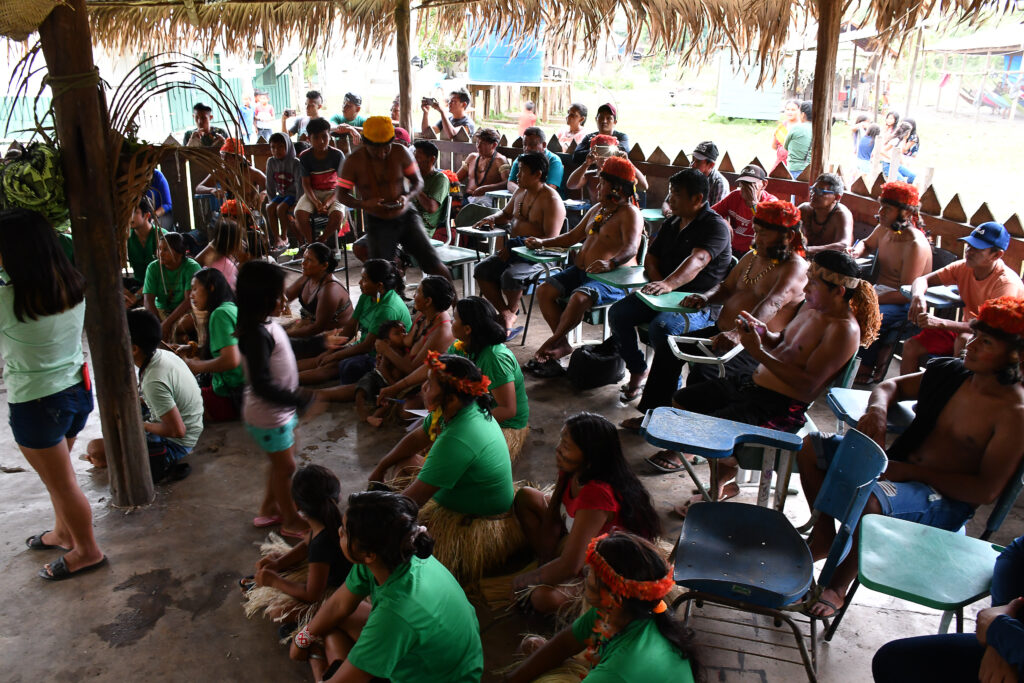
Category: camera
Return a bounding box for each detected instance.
[421,97,438,108]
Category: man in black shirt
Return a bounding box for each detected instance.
[183,102,229,148]
[571,103,630,164]
[610,168,732,400]
[420,89,476,141]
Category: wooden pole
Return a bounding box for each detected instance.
[953,53,966,115]
[793,50,802,98]
[37,0,153,506]
[873,51,885,122]
[915,34,927,106]
[847,44,858,119]
[974,51,993,123]
[395,0,413,135]
[904,27,923,116]
[809,0,842,181]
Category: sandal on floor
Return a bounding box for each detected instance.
[239,575,256,592]
[645,450,685,473]
[619,385,643,402]
[253,515,283,528]
[38,555,108,582]
[506,326,525,341]
[524,357,545,373]
[280,527,308,540]
[532,358,566,378]
[804,596,841,618]
[26,531,68,551]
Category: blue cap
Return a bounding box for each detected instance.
[960,221,1010,251]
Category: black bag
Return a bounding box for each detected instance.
[567,338,625,390]
[147,436,191,484]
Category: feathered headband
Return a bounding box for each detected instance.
[585,534,674,601]
[424,351,492,397]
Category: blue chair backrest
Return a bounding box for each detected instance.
[813,429,888,588]
[983,455,1024,541]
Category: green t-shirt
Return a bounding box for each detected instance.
[330,113,367,128]
[127,226,161,279]
[208,302,245,396]
[419,403,513,515]
[57,231,75,265]
[449,342,528,429]
[571,608,695,683]
[141,349,204,449]
[784,122,813,174]
[415,169,450,235]
[352,289,412,353]
[0,280,85,404]
[345,556,483,682]
[142,257,202,313]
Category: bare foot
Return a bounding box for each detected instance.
[520,635,547,656]
[671,482,740,517]
[808,587,844,617]
[807,531,836,562]
[544,338,574,361]
[500,309,518,331]
[366,415,384,428]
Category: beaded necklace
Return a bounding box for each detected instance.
[742,255,778,285]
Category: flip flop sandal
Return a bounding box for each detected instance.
[26,531,68,551]
[239,575,256,592]
[645,450,686,473]
[506,326,525,341]
[805,596,841,619]
[253,515,283,528]
[280,527,308,539]
[524,358,544,373]
[532,359,566,378]
[619,385,643,402]
[39,555,108,582]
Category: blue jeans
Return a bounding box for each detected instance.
[609,293,717,375]
[881,161,916,184]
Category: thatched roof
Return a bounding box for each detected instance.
[77,0,1010,76]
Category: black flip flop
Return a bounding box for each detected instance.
[38,555,108,581]
[26,531,68,551]
[644,450,686,473]
[524,358,544,373]
[532,358,566,378]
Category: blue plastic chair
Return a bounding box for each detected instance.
[672,428,887,681]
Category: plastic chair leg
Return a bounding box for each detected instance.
[938,610,955,634]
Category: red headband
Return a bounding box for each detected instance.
[880,181,920,210]
[585,534,674,601]
[424,351,492,397]
[600,156,636,184]
[753,199,801,230]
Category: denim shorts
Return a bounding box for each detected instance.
[269,195,297,206]
[811,432,975,531]
[148,433,192,461]
[8,382,94,449]
[546,265,627,307]
[245,414,299,453]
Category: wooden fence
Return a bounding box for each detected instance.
[156,129,1024,274]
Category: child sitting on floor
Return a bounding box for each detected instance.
[356,319,408,427]
[241,465,352,636]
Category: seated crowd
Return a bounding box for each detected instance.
[5,89,1023,683]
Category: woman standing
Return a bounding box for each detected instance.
[284,242,352,339]
[1,208,106,580]
[771,99,801,169]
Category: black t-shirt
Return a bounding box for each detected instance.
[307,527,352,588]
[436,116,475,136]
[572,130,630,163]
[648,204,732,293]
[182,126,229,148]
[886,357,971,463]
[298,147,346,192]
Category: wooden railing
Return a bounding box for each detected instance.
[155,131,1024,274]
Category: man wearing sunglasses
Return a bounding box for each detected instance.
[799,173,853,255]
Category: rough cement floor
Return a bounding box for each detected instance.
[1,269,1021,683]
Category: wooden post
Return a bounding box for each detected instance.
[395,0,413,135]
[873,51,885,122]
[975,51,994,123]
[809,0,842,181]
[793,50,802,97]
[904,27,923,116]
[37,0,153,506]
[847,44,858,119]
[953,53,966,115]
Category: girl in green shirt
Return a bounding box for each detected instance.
[507,532,697,683]
[142,232,202,342]
[289,491,483,683]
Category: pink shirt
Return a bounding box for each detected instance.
[208,254,238,289]
[556,126,585,150]
[935,260,1024,321]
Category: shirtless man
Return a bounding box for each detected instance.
[851,181,932,382]
[799,173,853,255]
[624,200,810,459]
[457,128,509,205]
[472,152,566,331]
[801,294,1024,618]
[524,157,642,376]
[670,249,880,512]
[335,116,452,282]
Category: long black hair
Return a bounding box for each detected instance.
[235,260,284,341]
[455,296,506,355]
[306,242,338,274]
[594,533,697,663]
[126,308,163,380]
[418,275,455,313]
[432,353,494,417]
[0,208,85,322]
[193,267,234,359]
[563,412,661,540]
[344,491,434,571]
[362,258,404,294]
[211,218,242,258]
[292,464,343,532]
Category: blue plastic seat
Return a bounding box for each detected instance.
[672,428,887,681]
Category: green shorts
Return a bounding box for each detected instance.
[245,414,298,453]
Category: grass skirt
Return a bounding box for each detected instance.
[419,499,527,585]
[502,425,530,463]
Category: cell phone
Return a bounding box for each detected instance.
[421,97,438,107]
[593,145,614,157]
[284,109,296,117]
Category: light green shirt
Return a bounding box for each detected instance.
[141,349,204,449]
[142,257,202,313]
[414,169,450,235]
[784,122,813,174]
[0,275,85,404]
[208,302,245,396]
[345,556,483,682]
[419,403,513,515]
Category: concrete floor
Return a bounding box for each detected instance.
[1,270,1021,682]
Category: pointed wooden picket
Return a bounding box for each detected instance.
[1004,214,1023,238]
[718,152,734,173]
[628,144,646,163]
[769,162,793,180]
[941,194,968,223]
[164,135,180,146]
[498,134,509,147]
[421,127,437,140]
[919,185,942,216]
[969,203,995,227]
[547,135,562,154]
[566,141,577,155]
[850,176,871,196]
[870,173,886,198]
[647,146,670,165]
[453,127,471,142]
[748,156,766,171]
[672,150,689,166]
[795,166,812,182]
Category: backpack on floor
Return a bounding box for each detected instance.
[567,338,625,390]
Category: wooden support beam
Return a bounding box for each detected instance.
[904,27,923,116]
[809,0,842,181]
[38,0,153,506]
[395,0,413,135]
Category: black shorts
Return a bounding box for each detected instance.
[672,374,809,432]
[364,211,442,271]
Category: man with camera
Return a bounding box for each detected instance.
[420,90,476,141]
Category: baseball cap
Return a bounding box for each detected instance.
[692,141,719,162]
[344,92,362,106]
[393,127,411,146]
[737,164,767,183]
[960,222,1010,251]
[597,103,617,118]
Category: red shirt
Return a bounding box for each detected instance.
[712,189,777,254]
[559,473,621,536]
